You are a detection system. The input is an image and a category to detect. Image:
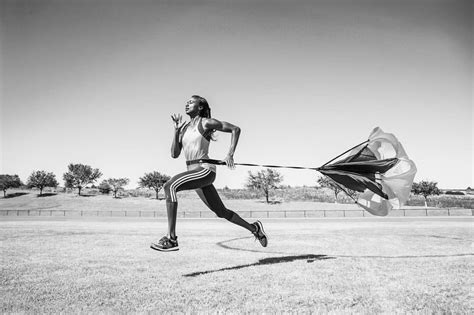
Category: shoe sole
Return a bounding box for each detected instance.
[150,244,179,252]
[255,221,268,247]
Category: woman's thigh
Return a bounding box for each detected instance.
[166,168,215,201]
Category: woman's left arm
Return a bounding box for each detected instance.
[203,118,241,169]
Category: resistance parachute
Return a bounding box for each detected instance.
[316,127,417,216]
[187,127,417,216]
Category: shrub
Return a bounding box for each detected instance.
[98,181,111,195]
[444,191,464,195]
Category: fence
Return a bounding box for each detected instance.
[0,208,472,218]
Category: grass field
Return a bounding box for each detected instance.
[1,217,472,313]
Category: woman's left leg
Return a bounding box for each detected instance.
[196,186,268,247]
[196,185,255,232]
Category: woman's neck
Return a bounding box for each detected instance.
[189,115,200,126]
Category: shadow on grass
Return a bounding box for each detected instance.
[183,254,335,277]
[37,193,57,198]
[3,192,29,198]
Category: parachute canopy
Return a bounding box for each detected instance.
[317,127,417,216]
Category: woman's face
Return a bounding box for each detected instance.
[185,97,201,116]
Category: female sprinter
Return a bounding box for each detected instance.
[150,95,268,251]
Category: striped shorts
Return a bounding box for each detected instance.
[163,167,234,220]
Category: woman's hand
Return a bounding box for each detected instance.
[171,114,186,131]
[224,154,235,169]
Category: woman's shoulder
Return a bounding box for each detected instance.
[201,117,219,128]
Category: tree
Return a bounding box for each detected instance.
[0,174,23,197]
[246,168,283,203]
[317,176,342,203]
[63,163,102,196]
[139,171,170,199]
[411,180,440,207]
[26,171,59,196]
[105,178,130,198]
[317,176,359,203]
[98,180,112,195]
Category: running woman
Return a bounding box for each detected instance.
[150,95,268,251]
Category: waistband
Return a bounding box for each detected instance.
[186,159,226,166]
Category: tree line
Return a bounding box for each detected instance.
[0,163,170,199]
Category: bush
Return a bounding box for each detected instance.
[83,188,100,195]
[444,191,464,195]
[98,181,111,195]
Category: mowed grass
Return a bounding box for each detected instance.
[1,217,473,313]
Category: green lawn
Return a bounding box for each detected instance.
[1,217,472,313]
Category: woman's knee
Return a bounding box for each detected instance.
[218,208,234,220]
[163,181,174,200]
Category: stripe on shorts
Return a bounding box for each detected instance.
[170,168,211,202]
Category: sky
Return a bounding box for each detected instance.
[1,0,472,190]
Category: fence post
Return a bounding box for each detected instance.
[50,210,53,216]
[284,211,287,218]
[425,208,428,216]
[304,210,306,218]
[200,211,202,218]
[81,210,83,216]
[139,210,141,217]
[343,210,346,217]
[64,210,66,216]
[28,210,30,216]
[403,209,406,216]
[323,210,326,217]
[448,208,450,216]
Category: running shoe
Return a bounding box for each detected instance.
[252,220,268,247]
[150,236,179,252]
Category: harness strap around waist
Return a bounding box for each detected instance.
[186,159,226,166]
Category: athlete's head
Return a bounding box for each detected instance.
[185,95,211,118]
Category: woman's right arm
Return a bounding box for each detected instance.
[170,114,185,158]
